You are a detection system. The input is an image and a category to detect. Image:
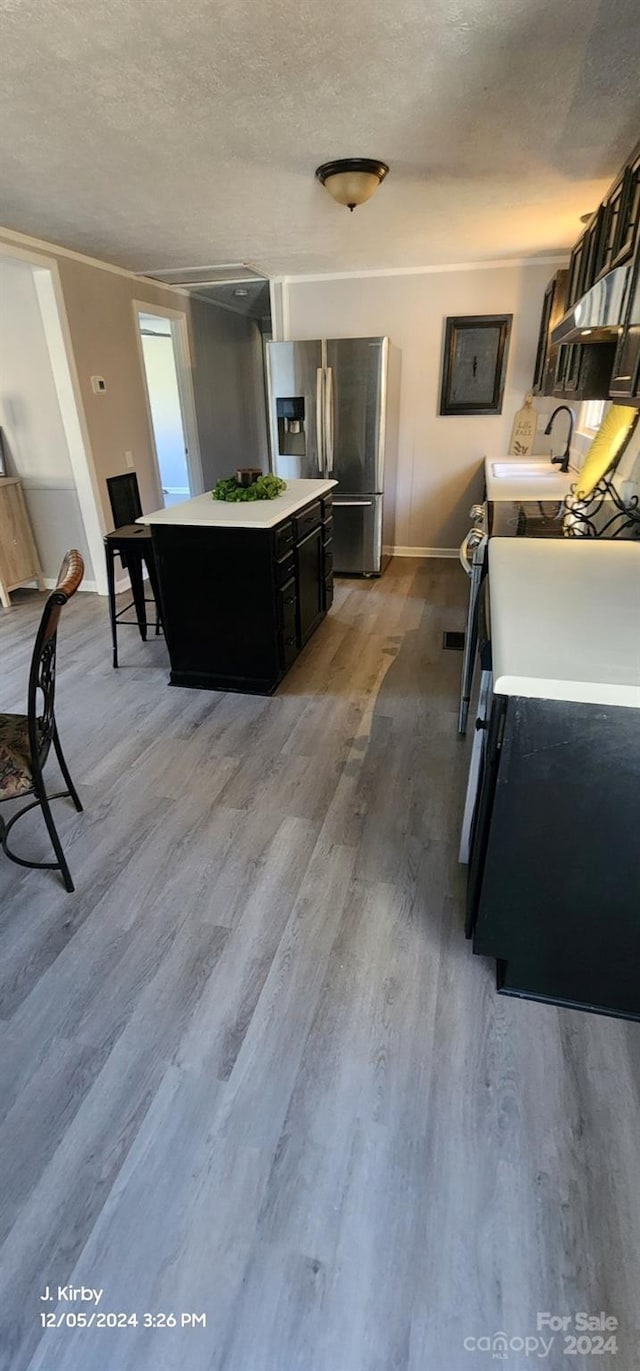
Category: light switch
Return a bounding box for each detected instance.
[125,451,134,469]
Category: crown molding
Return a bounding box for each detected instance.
[0,224,188,293]
[282,255,569,285]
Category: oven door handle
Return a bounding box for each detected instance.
[459,529,483,576]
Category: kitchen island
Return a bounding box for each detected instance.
[139,478,336,694]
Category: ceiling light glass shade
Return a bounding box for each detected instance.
[315,159,389,212]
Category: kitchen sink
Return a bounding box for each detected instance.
[491,461,564,479]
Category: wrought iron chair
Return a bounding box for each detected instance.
[0,550,84,893]
[104,472,162,668]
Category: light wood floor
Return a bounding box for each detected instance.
[0,561,639,1371]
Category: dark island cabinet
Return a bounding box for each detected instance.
[467,695,640,1020]
[152,492,334,695]
[296,525,324,645]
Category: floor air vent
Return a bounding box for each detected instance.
[442,631,465,651]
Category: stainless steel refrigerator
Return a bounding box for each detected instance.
[266,337,398,574]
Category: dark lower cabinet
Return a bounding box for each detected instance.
[151,493,334,695]
[296,525,324,645]
[468,695,640,1020]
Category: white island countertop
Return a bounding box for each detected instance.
[489,538,640,708]
[138,478,337,530]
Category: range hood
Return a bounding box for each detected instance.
[551,262,632,345]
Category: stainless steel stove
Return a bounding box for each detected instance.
[457,494,640,734]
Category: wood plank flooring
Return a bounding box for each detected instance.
[0,560,639,1371]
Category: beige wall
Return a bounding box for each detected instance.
[53,254,183,523]
[0,228,269,538]
[0,256,95,579]
[286,263,562,550]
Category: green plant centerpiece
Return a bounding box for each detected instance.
[212,474,287,502]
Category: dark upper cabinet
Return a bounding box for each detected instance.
[553,339,617,401]
[612,155,640,271]
[610,247,640,401]
[598,172,628,277]
[532,265,615,400]
[580,206,606,294]
[532,140,640,405]
[532,270,567,395]
[566,234,586,306]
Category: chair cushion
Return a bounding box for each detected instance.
[0,714,33,799]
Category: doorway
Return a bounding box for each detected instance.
[0,248,105,592]
[135,308,201,508]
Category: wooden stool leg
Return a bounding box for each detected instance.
[128,553,148,642]
[105,539,119,668]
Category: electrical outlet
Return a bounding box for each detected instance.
[90,375,106,394]
[125,451,134,469]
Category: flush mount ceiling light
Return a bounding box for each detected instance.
[315,158,389,212]
[580,211,594,224]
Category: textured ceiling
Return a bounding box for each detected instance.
[1,0,639,276]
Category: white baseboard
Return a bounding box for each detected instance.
[391,546,459,559]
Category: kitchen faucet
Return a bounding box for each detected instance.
[544,405,576,473]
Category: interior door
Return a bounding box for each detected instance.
[267,341,324,480]
[325,338,388,492]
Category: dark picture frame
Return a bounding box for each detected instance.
[439,314,513,415]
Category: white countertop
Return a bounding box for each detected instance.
[489,538,640,708]
[484,455,576,502]
[138,478,337,529]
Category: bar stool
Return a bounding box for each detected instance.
[104,473,162,668]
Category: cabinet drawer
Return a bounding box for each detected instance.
[275,552,295,586]
[274,521,295,560]
[321,494,333,519]
[292,501,321,543]
[323,544,334,579]
[322,515,333,541]
[323,575,334,612]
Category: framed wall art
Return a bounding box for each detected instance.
[439,314,513,416]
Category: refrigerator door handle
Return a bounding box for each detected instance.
[324,366,334,474]
[333,498,375,506]
[315,368,324,473]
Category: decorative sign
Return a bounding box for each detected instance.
[509,391,537,455]
[439,314,512,416]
